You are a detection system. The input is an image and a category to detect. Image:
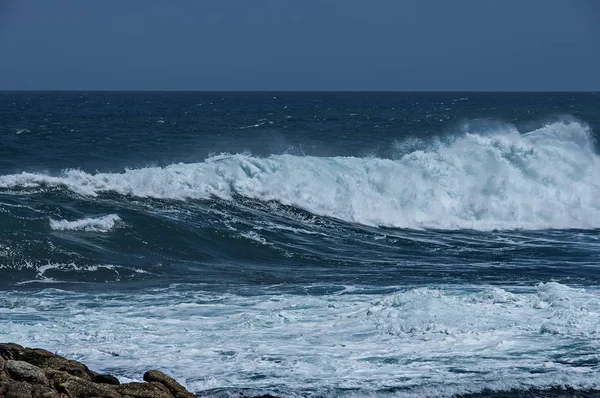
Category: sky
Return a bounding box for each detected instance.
[0,0,598,91]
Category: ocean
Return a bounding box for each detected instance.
[1,91,599,397]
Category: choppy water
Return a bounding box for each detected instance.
[1,91,599,397]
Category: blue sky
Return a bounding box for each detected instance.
[0,0,598,90]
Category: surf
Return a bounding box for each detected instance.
[0,120,598,231]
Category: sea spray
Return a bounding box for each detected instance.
[2,121,598,230]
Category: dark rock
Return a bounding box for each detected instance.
[21,348,56,368]
[116,381,173,398]
[143,370,194,398]
[0,370,10,397]
[2,345,92,381]
[240,395,281,398]
[44,369,71,389]
[91,372,121,385]
[5,360,49,385]
[31,383,59,398]
[0,343,26,360]
[43,357,91,381]
[0,343,198,398]
[59,377,121,398]
[4,380,33,398]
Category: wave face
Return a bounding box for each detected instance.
[1,121,598,230]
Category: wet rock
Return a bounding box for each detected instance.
[91,372,120,385]
[115,381,172,398]
[0,343,26,361]
[143,370,194,398]
[5,360,49,385]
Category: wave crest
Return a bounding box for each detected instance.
[49,214,121,232]
[2,121,599,230]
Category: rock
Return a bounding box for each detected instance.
[21,348,56,368]
[31,383,59,398]
[0,345,91,381]
[143,370,194,398]
[0,343,198,398]
[59,377,121,398]
[4,380,33,398]
[44,369,71,389]
[0,370,10,396]
[240,395,281,398]
[5,360,49,385]
[0,343,26,360]
[91,372,120,385]
[43,357,91,381]
[116,381,173,398]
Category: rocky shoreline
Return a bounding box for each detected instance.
[0,343,201,398]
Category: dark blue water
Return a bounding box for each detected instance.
[1,92,599,397]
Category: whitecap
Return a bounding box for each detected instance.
[2,120,599,231]
[49,214,121,232]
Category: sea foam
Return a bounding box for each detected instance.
[2,282,600,396]
[2,121,599,230]
[49,214,121,232]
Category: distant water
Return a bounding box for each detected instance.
[1,91,600,397]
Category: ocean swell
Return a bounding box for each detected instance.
[1,121,598,231]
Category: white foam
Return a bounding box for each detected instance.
[1,120,599,230]
[49,214,121,232]
[2,282,599,397]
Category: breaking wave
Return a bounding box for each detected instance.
[1,121,599,230]
[49,214,121,232]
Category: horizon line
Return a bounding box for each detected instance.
[0,89,598,93]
